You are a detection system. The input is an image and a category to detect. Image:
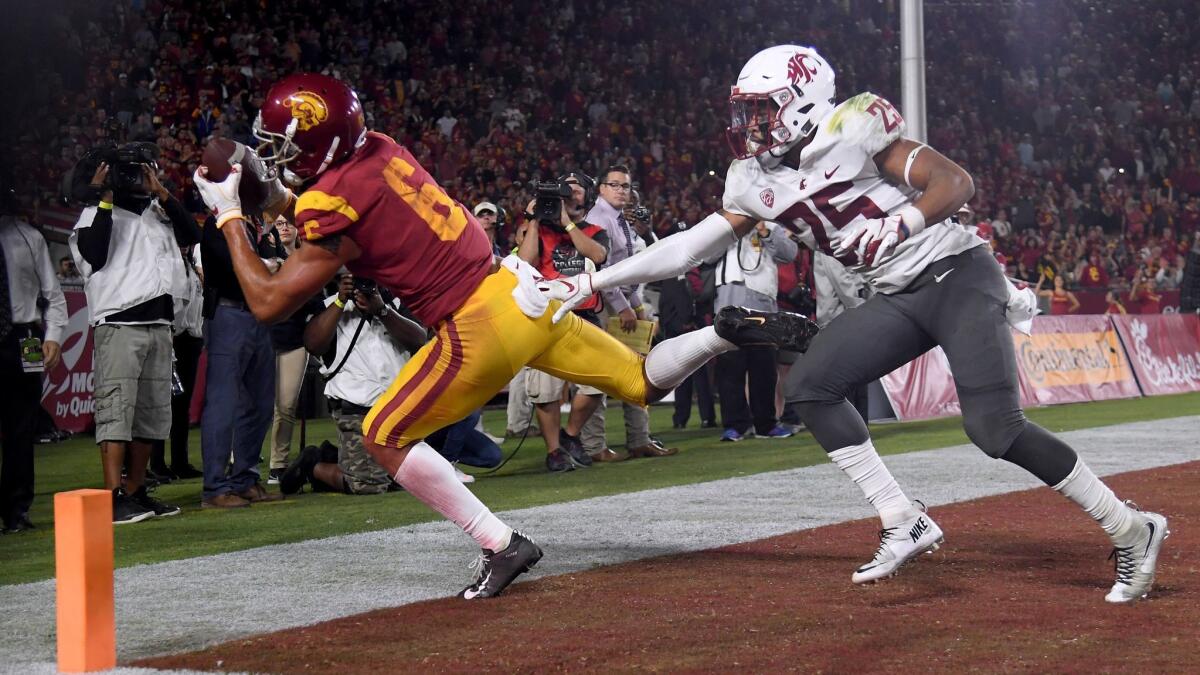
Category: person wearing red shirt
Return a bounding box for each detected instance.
[1077,254,1109,288]
[1037,274,1080,314]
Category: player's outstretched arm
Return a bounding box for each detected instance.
[875,139,975,232]
[544,210,756,322]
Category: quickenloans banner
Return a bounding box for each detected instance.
[40,289,95,433]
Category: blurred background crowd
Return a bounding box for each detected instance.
[5,0,1200,299]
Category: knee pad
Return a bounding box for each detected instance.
[963,410,1026,458]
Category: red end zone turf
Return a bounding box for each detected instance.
[139,461,1197,673]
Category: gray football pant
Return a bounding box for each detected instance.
[785,245,1028,459]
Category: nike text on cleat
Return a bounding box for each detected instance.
[714,306,820,353]
[460,531,544,600]
[1105,509,1169,603]
[851,507,944,584]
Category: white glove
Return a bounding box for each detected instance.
[1004,278,1039,335]
[538,273,594,324]
[193,165,244,229]
[833,214,909,267]
[500,255,549,319]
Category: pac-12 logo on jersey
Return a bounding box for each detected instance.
[759,188,775,208]
[787,53,818,85]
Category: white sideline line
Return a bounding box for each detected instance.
[2,416,1197,674]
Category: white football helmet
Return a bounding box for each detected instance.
[727,45,836,168]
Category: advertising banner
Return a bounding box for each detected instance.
[883,315,1141,420]
[880,348,960,421]
[40,289,96,433]
[1012,315,1140,405]
[1111,314,1200,396]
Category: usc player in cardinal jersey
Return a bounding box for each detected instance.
[193,73,812,599]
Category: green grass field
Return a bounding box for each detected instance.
[1,392,1196,586]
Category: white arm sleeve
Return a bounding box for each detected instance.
[590,211,739,291]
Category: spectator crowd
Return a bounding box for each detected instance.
[5,0,1199,302]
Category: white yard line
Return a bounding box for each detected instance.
[3,416,1197,674]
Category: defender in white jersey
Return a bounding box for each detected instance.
[543,45,1168,603]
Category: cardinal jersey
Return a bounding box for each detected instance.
[295,131,493,325]
[723,92,982,294]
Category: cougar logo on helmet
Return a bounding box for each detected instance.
[787,53,817,86]
[283,91,329,131]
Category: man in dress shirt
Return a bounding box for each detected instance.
[1,185,67,533]
[584,165,677,459]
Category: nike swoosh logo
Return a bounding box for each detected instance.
[745,317,766,325]
[463,572,492,599]
[1143,521,1156,561]
[934,269,955,283]
[560,281,575,293]
[825,166,839,179]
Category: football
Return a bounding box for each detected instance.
[200,137,269,214]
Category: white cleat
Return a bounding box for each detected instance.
[852,507,944,584]
[1105,510,1169,603]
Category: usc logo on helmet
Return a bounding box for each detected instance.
[283,91,329,131]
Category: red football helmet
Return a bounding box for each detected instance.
[254,73,367,184]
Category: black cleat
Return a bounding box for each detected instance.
[280,445,321,495]
[460,531,544,599]
[558,430,593,467]
[714,306,820,352]
[130,486,181,517]
[545,449,575,473]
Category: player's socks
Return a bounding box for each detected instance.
[829,440,916,527]
[393,442,513,551]
[1053,458,1137,545]
[644,326,735,389]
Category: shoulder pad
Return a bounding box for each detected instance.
[722,159,769,219]
[824,93,906,157]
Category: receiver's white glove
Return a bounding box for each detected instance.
[193,165,243,229]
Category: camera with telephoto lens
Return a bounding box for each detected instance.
[631,205,651,223]
[98,142,160,194]
[352,277,377,295]
[532,180,574,229]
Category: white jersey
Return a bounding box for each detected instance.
[723,92,983,294]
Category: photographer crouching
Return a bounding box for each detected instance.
[68,143,199,524]
[516,172,613,471]
[280,272,428,495]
